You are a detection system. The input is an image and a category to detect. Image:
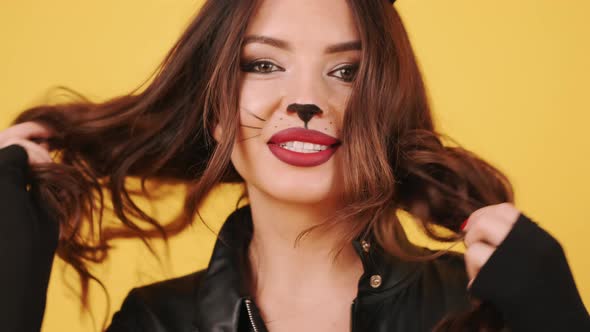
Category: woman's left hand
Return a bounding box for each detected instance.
[462,202,521,288]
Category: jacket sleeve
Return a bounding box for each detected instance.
[0,144,60,332]
[469,212,590,331]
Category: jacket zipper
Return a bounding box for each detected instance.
[244,298,260,332]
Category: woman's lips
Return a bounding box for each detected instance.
[268,127,340,146]
[267,127,341,167]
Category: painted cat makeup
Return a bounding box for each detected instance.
[226,0,356,205]
[238,101,340,167]
[286,103,323,129]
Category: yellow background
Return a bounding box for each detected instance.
[0,0,588,331]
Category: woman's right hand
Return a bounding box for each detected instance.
[0,121,54,165]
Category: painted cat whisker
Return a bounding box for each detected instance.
[238,134,262,143]
[240,124,263,129]
[240,107,267,122]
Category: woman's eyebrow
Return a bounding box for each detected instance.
[242,35,361,54]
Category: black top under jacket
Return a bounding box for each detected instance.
[0,144,589,332]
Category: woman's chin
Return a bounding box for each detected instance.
[250,180,341,206]
[274,191,338,206]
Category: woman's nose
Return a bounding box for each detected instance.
[287,104,323,129]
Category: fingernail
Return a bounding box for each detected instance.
[460,218,469,231]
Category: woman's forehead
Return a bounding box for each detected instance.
[245,0,360,45]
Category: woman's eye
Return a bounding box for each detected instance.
[241,60,282,74]
[240,60,358,82]
[329,64,359,83]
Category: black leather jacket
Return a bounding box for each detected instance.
[107,205,473,332]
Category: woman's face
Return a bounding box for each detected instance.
[219,0,361,205]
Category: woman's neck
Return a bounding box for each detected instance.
[245,185,363,303]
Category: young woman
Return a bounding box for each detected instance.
[0,0,588,331]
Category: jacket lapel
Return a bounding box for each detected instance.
[193,205,253,332]
[192,204,425,331]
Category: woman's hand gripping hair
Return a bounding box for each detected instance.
[0,121,55,165]
[461,202,521,288]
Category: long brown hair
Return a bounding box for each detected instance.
[13,0,512,330]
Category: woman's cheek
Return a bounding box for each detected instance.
[232,78,277,184]
[239,77,285,120]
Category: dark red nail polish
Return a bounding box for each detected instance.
[460,218,469,231]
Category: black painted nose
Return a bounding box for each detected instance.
[287,104,323,128]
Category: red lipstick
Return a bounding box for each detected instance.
[267,127,341,167]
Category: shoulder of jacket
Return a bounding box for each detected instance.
[420,250,469,285]
[129,269,207,316]
[108,270,207,331]
[417,250,470,306]
[429,250,467,272]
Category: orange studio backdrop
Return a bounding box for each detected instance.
[0,1,588,331]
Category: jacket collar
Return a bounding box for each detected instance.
[193,205,423,331]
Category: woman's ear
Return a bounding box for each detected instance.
[212,122,223,143]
